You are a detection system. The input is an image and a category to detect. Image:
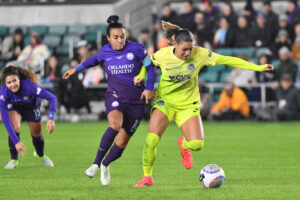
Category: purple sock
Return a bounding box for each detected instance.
[102,143,125,167]
[8,133,20,160]
[93,127,119,166]
[32,135,45,157]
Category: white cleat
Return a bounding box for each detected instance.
[34,151,54,167]
[100,163,110,186]
[85,164,99,178]
[4,160,19,169]
[42,156,54,167]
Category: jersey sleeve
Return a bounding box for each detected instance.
[25,80,57,120]
[198,47,219,66]
[0,92,20,145]
[75,48,105,71]
[149,49,163,66]
[135,43,148,63]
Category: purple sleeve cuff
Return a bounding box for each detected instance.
[75,63,85,71]
[145,63,156,91]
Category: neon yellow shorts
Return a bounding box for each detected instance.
[152,98,201,128]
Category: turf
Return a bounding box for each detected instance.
[0,121,299,200]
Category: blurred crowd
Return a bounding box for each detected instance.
[0,0,300,121]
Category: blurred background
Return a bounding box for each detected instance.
[0,0,299,122]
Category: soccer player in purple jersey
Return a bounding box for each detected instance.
[0,66,57,169]
[63,15,156,185]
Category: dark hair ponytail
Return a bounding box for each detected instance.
[162,20,194,44]
[1,66,39,85]
[106,15,124,36]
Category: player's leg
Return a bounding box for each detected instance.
[86,110,123,178]
[4,110,21,169]
[178,116,204,169]
[27,121,54,167]
[100,104,144,185]
[135,108,170,187]
[100,128,129,185]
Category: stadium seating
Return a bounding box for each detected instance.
[29,25,48,36]
[68,24,87,35]
[233,48,254,58]
[9,26,27,35]
[88,24,107,35]
[84,32,98,42]
[0,26,8,37]
[271,59,280,70]
[43,35,61,48]
[62,35,81,47]
[199,71,218,82]
[48,25,67,35]
[215,48,233,56]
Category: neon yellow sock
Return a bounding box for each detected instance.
[182,139,204,151]
[143,133,160,176]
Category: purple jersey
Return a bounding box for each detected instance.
[0,79,57,145]
[75,41,148,104]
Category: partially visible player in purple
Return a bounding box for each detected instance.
[63,15,155,185]
[0,66,57,169]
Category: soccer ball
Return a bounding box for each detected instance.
[199,164,225,188]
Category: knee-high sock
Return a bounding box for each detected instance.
[93,127,119,166]
[32,135,45,157]
[102,143,124,166]
[8,133,20,160]
[143,133,160,177]
[182,139,204,151]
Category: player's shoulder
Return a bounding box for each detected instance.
[153,46,173,58]
[0,84,9,102]
[126,41,146,52]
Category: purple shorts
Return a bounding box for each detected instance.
[9,105,41,122]
[105,94,145,136]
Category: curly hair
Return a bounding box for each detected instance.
[1,66,39,85]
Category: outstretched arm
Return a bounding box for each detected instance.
[216,55,274,72]
[63,55,100,79]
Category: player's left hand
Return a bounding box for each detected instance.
[141,90,154,104]
[263,64,274,72]
[134,77,144,86]
[46,120,55,134]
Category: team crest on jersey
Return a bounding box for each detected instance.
[126,52,134,60]
[36,87,42,95]
[157,100,164,106]
[23,96,29,101]
[112,101,119,107]
[0,95,5,101]
[188,64,195,72]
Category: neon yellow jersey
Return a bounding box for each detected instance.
[150,46,218,107]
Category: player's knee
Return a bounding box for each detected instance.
[109,121,122,131]
[13,125,20,133]
[188,140,204,151]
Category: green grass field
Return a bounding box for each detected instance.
[0,121,299,200]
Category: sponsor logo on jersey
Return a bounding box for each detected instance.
[188,64,195,72]
[112,101,119,107]
[126,52,134,60]
[169,75,191,83]
[36,87,42,95]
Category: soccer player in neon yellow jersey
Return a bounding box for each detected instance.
[134,21,274,187]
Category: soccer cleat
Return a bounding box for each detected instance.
[100,163,110,186]
[34,151,54,167]
[85,164,99,178]
[4,160,19,169]
[178,137,193,169]
[134,176,154,187]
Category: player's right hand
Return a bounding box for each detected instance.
[63,68,76,79]
[134,77,144,86]
[15,142,27,156]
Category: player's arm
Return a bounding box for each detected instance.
[63,54,101,79]
[216,55,274,72]
[0,100,27,155]
[134,57,156,90]
[34,85,57,134]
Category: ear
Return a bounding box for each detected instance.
[107,35,111,42]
